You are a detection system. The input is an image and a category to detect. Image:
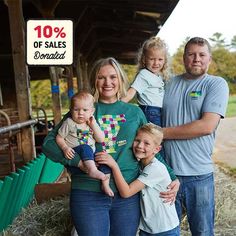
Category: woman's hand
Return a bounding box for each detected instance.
[160,179,180,204]
[95,151,118,169]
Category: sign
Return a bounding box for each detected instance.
[26,19,73,65]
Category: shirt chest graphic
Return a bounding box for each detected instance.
[98,114,126,153]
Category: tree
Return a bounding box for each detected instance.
[230,35,236,50]
[171,38,189,76]
[209,32,227,48]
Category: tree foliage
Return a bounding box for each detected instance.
[209,32,227,48]
[171,33,236,94]
[30,79,71,110]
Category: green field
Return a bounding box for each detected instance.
[226,95,236,117]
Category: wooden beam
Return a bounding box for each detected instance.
[7,0,36,162]
[65,66,75,98]
[35,182,71,204]
[49,67,62,125]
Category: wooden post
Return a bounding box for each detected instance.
[66,66,75,98]
[83,60,89,90]
[79,56,89,90]
[7,0,36,162]
[49,67,62,125]
[76,53,83,90]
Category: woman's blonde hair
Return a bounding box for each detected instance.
[89,57,129,102]
[137,36,170,81]
[137,123,163,145]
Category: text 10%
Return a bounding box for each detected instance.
[34,25,66,38]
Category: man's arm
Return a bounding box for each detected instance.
[163,112,221,140]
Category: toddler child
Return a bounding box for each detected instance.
[56,91,113,196]
[122,36,169,126]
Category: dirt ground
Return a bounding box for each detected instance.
[213,117,236,168]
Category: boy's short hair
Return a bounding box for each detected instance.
[138,123,163,145]
[70,90,95,109]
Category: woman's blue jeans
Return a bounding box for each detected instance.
[70,189,140,236]
[175,173,215,236]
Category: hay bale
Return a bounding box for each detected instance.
[3,165,236,236]
[3,197,72,236]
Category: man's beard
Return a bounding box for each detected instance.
[186,67,207,77]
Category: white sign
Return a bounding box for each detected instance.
[26,20,73,65]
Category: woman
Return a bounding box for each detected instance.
[42,57,179,236]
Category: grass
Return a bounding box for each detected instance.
[214,161,236,178]
[226,95,236,117]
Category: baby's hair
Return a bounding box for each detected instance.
[137,36,169,81]
[70,90,95,110]
[138,123,163,145]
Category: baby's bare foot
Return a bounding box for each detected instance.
[102,183,114,197]
[88,169,106,180]
[101,174,114,197]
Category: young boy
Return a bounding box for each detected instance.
[96,123,180,235]
[56,91,113,197]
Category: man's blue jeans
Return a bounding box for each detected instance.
[70,189,140,236]
[176,173,215,236]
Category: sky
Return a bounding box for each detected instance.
[158,0,236,55]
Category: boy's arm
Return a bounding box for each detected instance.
[95,152,145,198]
[87,116,105,142]
[112,164,145,198]
[121,87,137,103]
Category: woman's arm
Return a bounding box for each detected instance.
[95,152,145,198]
[42,112,81,167]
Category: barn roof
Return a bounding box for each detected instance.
[0,0,179,81]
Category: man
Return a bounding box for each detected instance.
[162,37,229,235]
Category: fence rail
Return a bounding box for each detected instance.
[0,119,38,134]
